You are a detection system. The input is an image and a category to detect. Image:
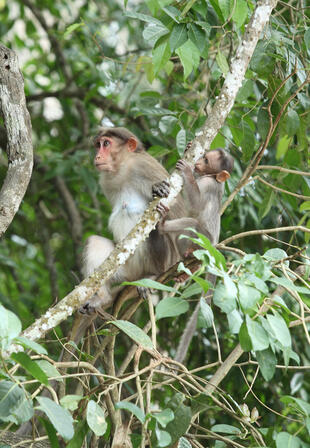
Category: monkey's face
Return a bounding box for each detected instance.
[93,135,123,172]
[195,150,222,176]
[93,134,138,173]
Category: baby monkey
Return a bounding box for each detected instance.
[158,147,234,254]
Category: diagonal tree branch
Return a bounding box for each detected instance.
[0,44,33,237]
[4,0,278,356]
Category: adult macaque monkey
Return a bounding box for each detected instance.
[157,147,234,363]
[81,127,186,313]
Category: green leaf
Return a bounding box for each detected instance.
[281,396,310,416]
[116,401,145,423]
[0,305,22,350]
[11,352,49,385]
[14,337,48,355]
[199,298,214,328]
[153,36,171,75]
[213,275,237,313]
[125,11,163,25]
[156,297,189,320]
[276,432,301,448]
[211,424,241,435]
[239,322,252,351]
[286,109,300,136]
[153,408,174,428]
[60,395,83,412]
[256,348,276,381]
[192,275,212,293]
[36,360,62,382]
[162,6,180,22]
[232,0,248,28]
[37,397,74,440]
[123,278,178,294]
[178,437,192,448]
[165,398,191,445]
[176,129,186,156]
[257,105,269,140]
[169,24,187,52]
[227,309,242,334]
[181,282,203,299]
[86,400,108,436]
[263,248,288,262]
[243,274,268,294]
[175,39,200,79]
[63,22,84,38]
[155,428,171,447]
[143,23,169,46]
[218,0,231,20]
[112,320,154,350]
[300,201,310,212]
[39,417,60,448]
[216,50,229,75]
[246,316,269,351]
[259,190,275,220]
[276,135,292,159]
[0,381,33,424]
[266,314,291,348]
[66,420,89,448]
[250,41,275,76]
[304,28,310,49]
[238,282,261,311]
[269,276,310,295]
[188,23,206,54]
[183,230,226,268]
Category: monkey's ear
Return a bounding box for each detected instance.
[127,137,138,152]
[216,170,230,183]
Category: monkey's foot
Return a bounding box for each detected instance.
[152,180,170,198]
[79,292,113,315]
[79,301,98,315]
[137,286,149,300]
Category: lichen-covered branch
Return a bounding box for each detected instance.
[4,0,278,355]
[0,44,33,237]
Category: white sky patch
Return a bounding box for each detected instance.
[35,74,50,87]
[101,117,115,127]
[43,97,64,121]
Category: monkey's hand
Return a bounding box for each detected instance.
[79,291,113,315]
[156,202,170,234]
[185,141,192,152]
[152,180,170,198]
[176,159,193,178]
[156,202,170,220]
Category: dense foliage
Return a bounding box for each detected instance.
[0,0,309,447]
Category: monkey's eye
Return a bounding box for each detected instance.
[204,157,209,164]
[103,139,110,147]
[94,141,100,148]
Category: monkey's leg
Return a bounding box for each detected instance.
[80,235,116,313]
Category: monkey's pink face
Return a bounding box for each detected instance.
[94,136,118,172]
[195,150,222,175]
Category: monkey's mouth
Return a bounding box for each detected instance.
[95,163,108,170]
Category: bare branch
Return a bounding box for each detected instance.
[0,44,33,237]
